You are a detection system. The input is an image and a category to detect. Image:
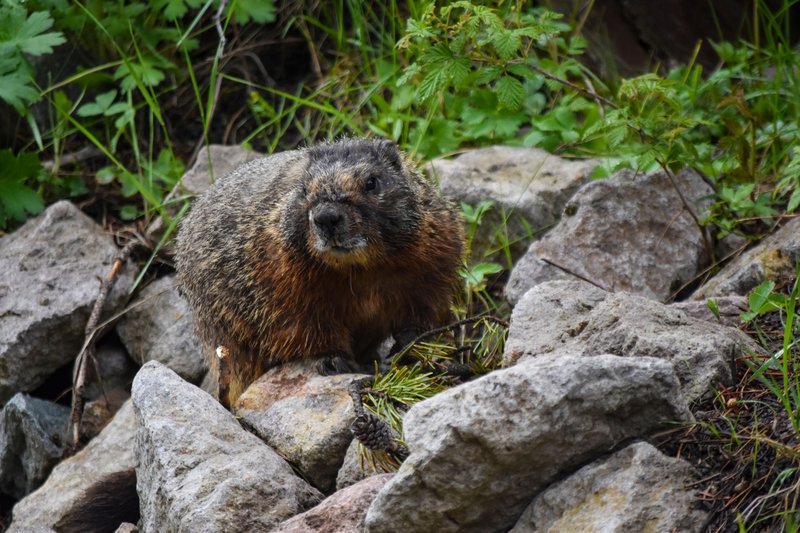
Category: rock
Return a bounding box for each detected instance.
[272,474,393,533]
[0,200,136,403]
[505,280,755,401]
[364,353,690,533]
[693,217,800,299]
[84,341,137,400]
[133,361,322,532]
[671,295,748,328]
[235,362,368,492]
[116,275,204,382]
[115,524,138,533]
[181,144,263,197]
[510,441,707,533]
[428,146,597,261]
[146,145,263,245]
[10,400,137,530]
[0,394,70,498]
[79,387,130,442]
[505,168,712,305]
[80,341,136,441]
[336,438,383,491]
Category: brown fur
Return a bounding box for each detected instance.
[176,139,464,405]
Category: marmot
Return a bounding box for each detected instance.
[176,138,465,405]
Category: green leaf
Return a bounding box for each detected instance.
[163,0,189,19]
[449,57,470,89]
[788,188,800,213]
[495,76,524,111]
[0,149,44,227]
[492,29,521,61]
[0,67,39,112]
[743,280,776,321]
[418,69,445,103]
[705,298,721,321]
[96,166,116,185]
[506,63,532,79]
[232,0,276,24]
[77,90,119,117]
[114,59,166,92]
[462,262,503,288]
[473,65,502,85]
[120,204,139,221]
[0,9,65,57]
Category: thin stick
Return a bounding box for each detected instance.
[67,241,137,452]
[538,256,611,292]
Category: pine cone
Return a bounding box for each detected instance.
[351,412,396,451]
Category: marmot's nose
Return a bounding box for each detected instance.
[313,205,344,234]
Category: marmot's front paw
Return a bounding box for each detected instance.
[315,351,358,375]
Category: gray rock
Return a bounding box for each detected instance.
[235,362,368,492]
[272,474,393,533]
[0,200,136,403]
[115,524,138,533]
[116,275,204,382]
[671,295,748,328]
[146,145,263,245]
[10,400,137,530]
[428,146,597,261]
[510,442,707,533]
[506,168,713,305]
[693,217,800,299]
[364,353,690,533]
[181,144,263,197]
[84,341,137,400]
[133,361,322,532]
[505,280,755,401]
[0,394,69,498]
[336,438,383,491]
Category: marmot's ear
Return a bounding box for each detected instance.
[376,139,403,171]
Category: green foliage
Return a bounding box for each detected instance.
[0,0,276,229]
[395,2,593,157]
[358,314,508,470]
[0,149,44,228]
[0,5,65,113]
[743,271,800,433]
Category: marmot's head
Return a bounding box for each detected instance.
[282,139,422,269]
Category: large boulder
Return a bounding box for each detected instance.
[116,275,205,383]
[505,280,756,402]
[693,216,800,299]
[0,201,136,403]
[510,441,707,532]
[234,362,367,492]
[272,474,393,533]
[364,353,690,533]
[428,146,597,261]
[506,168,712,305]
[0,394,70,499]
[10,401,137,531]
[133,361,322,532]
[180,144,263,198]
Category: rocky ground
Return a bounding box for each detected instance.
[2,145,799,532]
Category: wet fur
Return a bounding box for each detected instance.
[176,139,464,404]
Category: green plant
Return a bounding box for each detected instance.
[395,1,596,158]
[0,149,45,228]
[745,273,800,433]
[0,5,65,116]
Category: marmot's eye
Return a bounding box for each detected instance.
[365,176,378,192]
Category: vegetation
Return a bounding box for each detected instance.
[3,0,800,529]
